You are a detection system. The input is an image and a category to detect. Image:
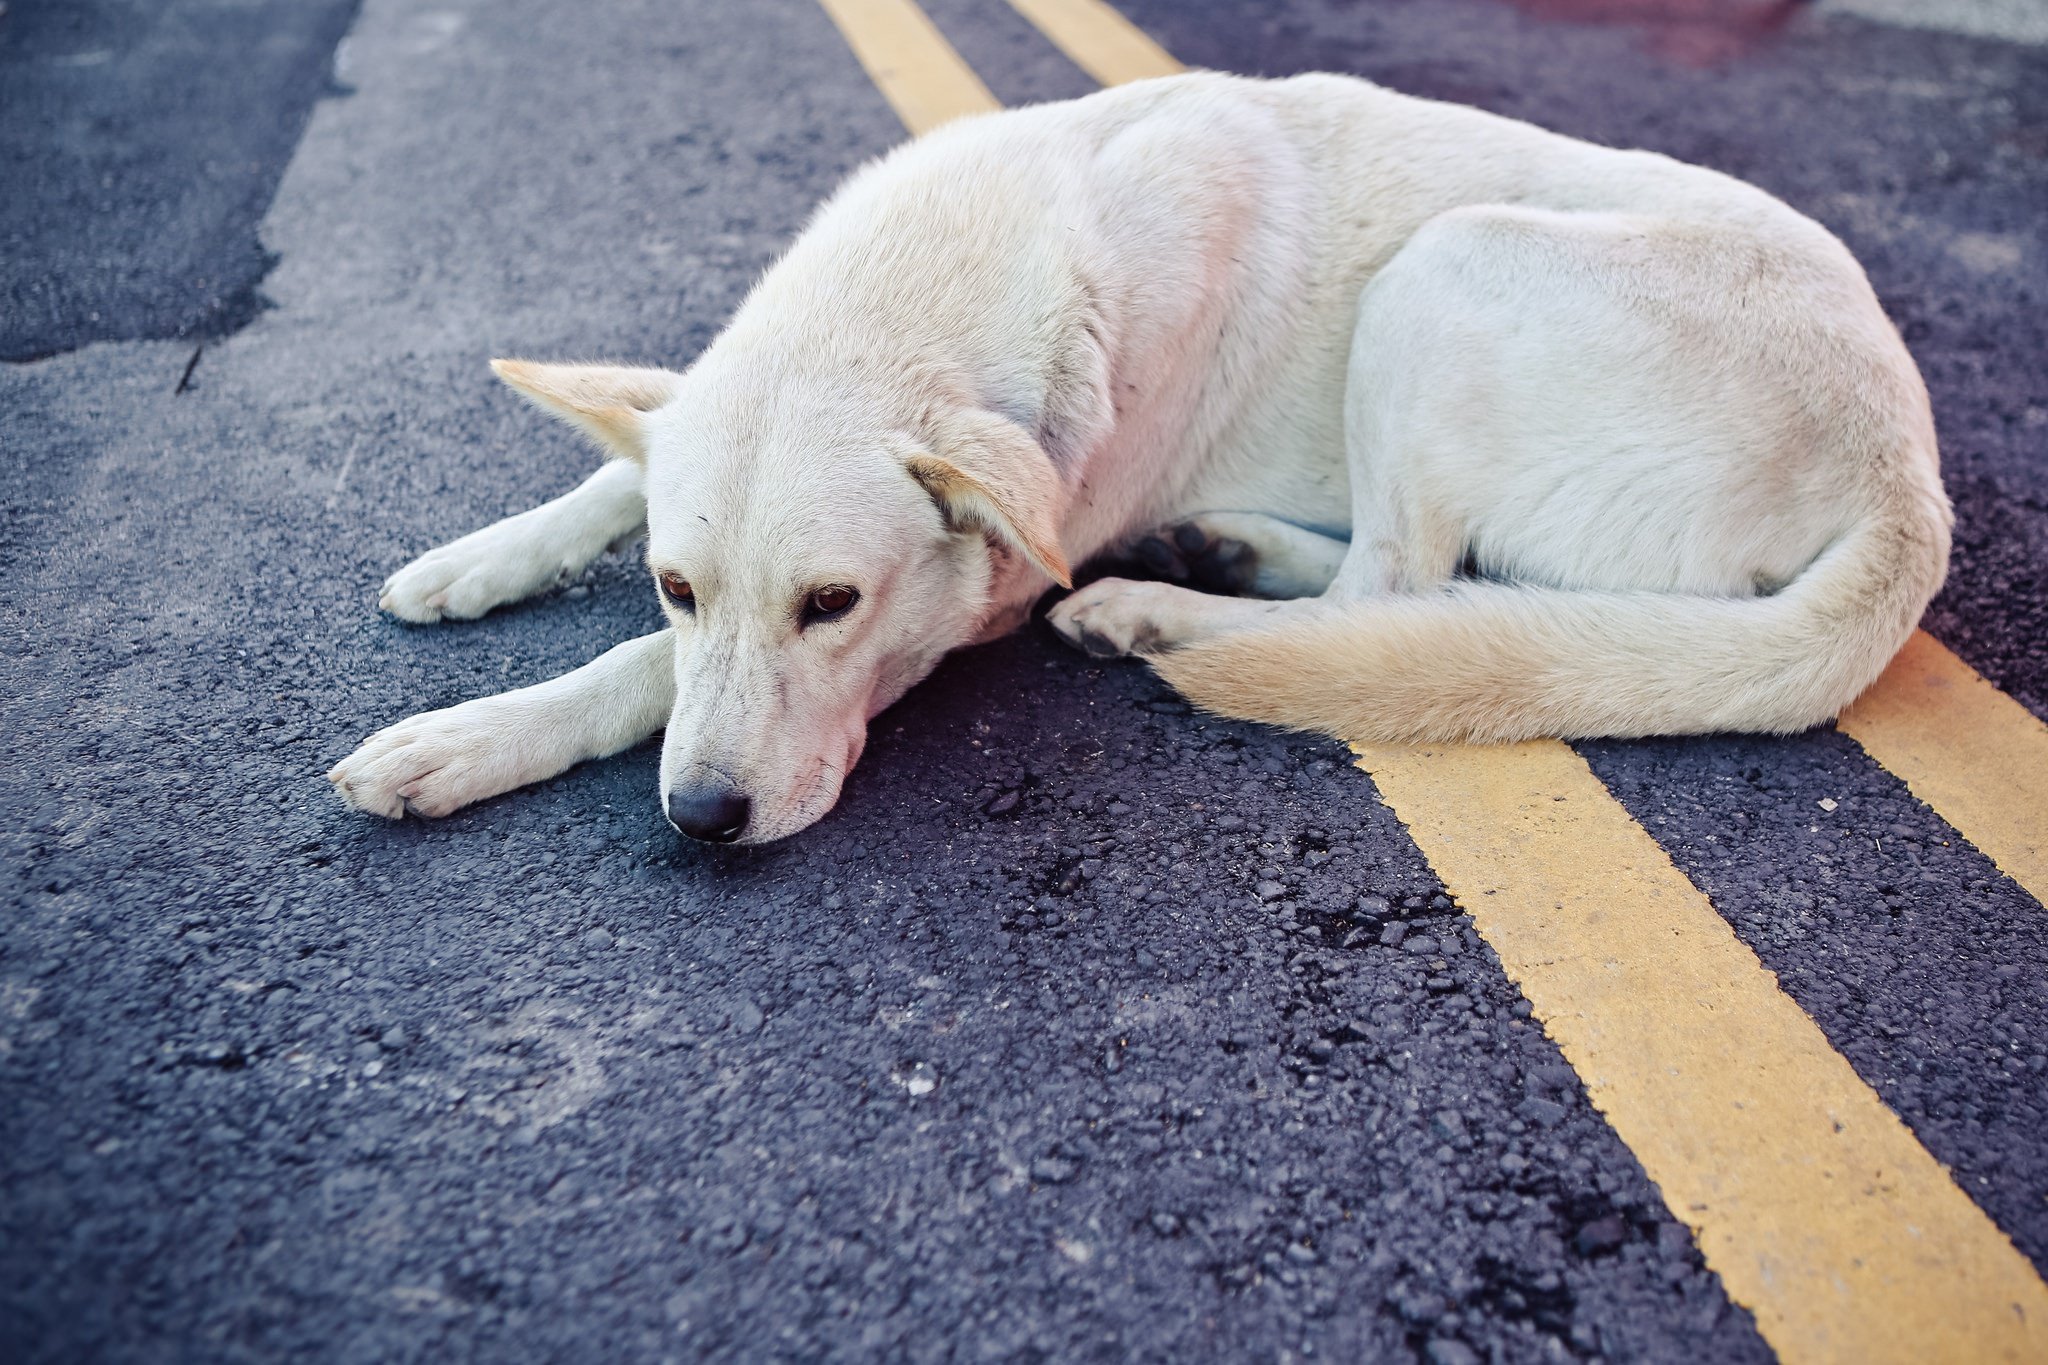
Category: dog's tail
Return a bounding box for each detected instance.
[1149,502,1950,744]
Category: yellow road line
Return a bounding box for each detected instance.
[814,0,999,135]
[1354,739,2048,1363]
[817,0,2048,1356]
[1002,0,1182,85]
[1840,629,2048,902]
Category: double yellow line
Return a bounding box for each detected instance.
[807,1,2048,1359]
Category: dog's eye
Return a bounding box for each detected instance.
[804,585,859,624]
[657,573,695,611]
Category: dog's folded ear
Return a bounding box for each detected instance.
[906,409,1074,589]
[490,359,680,463]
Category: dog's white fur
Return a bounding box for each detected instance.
[330,73,1950,843]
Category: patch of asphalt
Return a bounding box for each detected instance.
[1119,0,2048,719]
[1819,0,2048,47]
[0,0,363,362]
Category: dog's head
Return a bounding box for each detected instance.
[492,357,1072,844]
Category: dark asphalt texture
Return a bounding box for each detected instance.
[0,0,363,362]
[1,1,2042,1362]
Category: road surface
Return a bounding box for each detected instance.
[3,1,2044,1360]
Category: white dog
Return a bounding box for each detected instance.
[329,72,1950,844]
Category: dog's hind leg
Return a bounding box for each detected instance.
[328,629,674,818]
[1126,512,1349,599]
[380,459,646,622]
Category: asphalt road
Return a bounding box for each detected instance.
[0,0,363,361]
[2,1,2043,1361]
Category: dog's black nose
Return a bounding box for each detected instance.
[666,784,751,843]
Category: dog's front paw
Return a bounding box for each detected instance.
[379,520,571,623]
[328,700,542,819]
[1046,578,1185,659]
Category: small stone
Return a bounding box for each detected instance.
[1215,814,1246,832]
[1573,1215,1628,1257]
[583,926,615,951]
[1355,894,1391,920]
[1655,1222,1695,1261]
[1403,935,1440,955]
[985,790,1021,816]
[1425,1340,1481,1365]
[893,1062,938,1097]
[1817,797,1838,812]
[1150,1212,1181,1236]
[1389,1285,1446,1324]
[1255,880,1286,902]
[1032,1153,1081,1184]
[729,999,764,1034]
[1379,923,1408,947]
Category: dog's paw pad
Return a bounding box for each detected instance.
[1133,536,1184,579]
[1077,626,1125,659]
[1129,518,1259,594]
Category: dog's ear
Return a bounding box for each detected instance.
[906,409,1073,589]
[490,359,679,463]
